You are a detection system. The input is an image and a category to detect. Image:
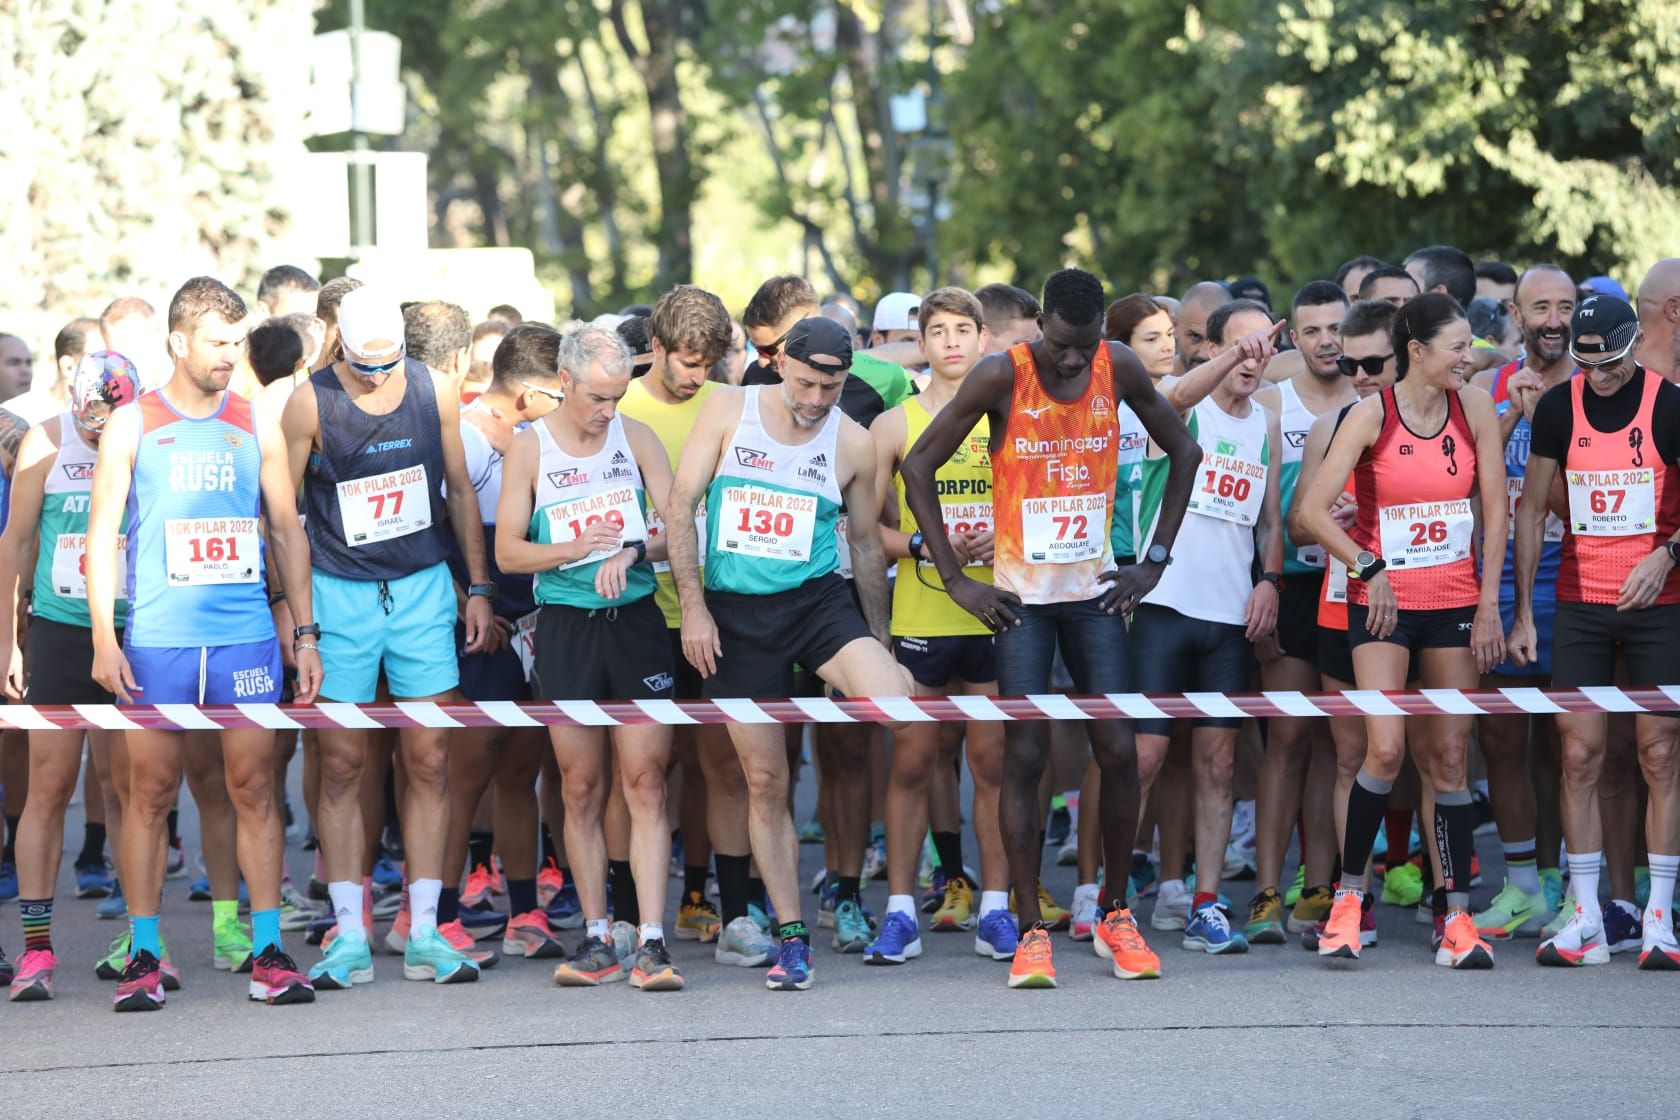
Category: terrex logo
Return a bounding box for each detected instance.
[62,463,94,481]
[734,446,774,471]
[547,468,587,488]
[364,439,414,455]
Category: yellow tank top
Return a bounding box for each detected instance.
[891,396,995,637]
[618,377,717,628]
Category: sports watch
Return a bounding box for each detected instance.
[293,623,321,641]
[467,582,498,601]
[1145,543,1171,566]
[908,532,927,563]
[1352,551,1387,581]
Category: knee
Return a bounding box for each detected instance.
[402,746,449,792]
[1638,735,1680,784]
[622,764,667,811]
[1559,736,1603,788]
[561,772,607,816]
[740,761,787,804]
[1364,736,1406,777]
[223,764,275,814]
[891,744,939,790]
[1193,741,1235,790]
[127,770,178,817]
[1427,747,1467,791]
[318,748,363,798]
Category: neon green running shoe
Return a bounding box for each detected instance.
[1284,865,1306,909]
[95,932,131,980]
[1381,861,1424,908]
[1542,887,1577,939]
[213,914,254,973]
[1472,880,1548,939]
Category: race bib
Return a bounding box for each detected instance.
[937,500,992,568]
[52,533,127,599]
[543,486,649,571]
[338,465,432,547]
[1298,543,1328,569]
[836,514,853,580]
[164,518,261,585]
[1377,499,1474,569]
[1507,477,1564,543]
[715,484,817,563]
[1021,493,1106,564]
[513,609,539,683]
[647,502,706,575]
[1326,555,1348,604]
[1566,468,1656,537]
[1187,453,1266,526]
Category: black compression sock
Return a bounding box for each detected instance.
[438,885,460,925]
[715,853,751,924]
[836,875,861,904]
[683,863,709,898]
[78,822,107,868]
[748,875,768,910]
[540,823,560,867]
[166,808,180,846]
[1433,793,1478,910]
[467,829,495,871]
[609,860,639,926]
[932,831,965,882]
[508,877,538,916]
[1340,770,1393,891]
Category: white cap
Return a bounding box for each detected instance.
[589,313,628,332]
[872,291,922,333]
[336,286,406,360]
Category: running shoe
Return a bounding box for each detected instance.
[609,920,638,965]
[165,840,187,879]
[1046,802,1071,847]
[1639,908,1680,971]
[975,908,1019,960]
[1380,862,1424,908]
[1436,912,1494,969]
[97,884,126,921]
[1469,853,1483,889]
[553,936,624,986]
[1056,834,1079,866]
[439,919,501,968]
[1069,883,1100,942]
[676,891,721,943]
[1245,887,1287,945]
[1539,867,1564,916]
[715,915,774,967]
[461,862,498,909]
[1011,885,1070,931]
[113,949,165,1012]
[1604,899,1642,953]
[1284,866,1305,909]
[917,836,935,892]
[1537,905,1610,967]
[630,937,684,991]
[797,818,824,844]
[1222,840,1257,882]
[309,934,375,990]
[816,879,839,928]
[307,875,330,901]
[748,900,774,934]
[537,859,566,909]
[865,911,922,964]
[186,876,212,903]
[862,836,888,883]
[0,946,11,987]
[383,897,411,954]
[1288,885,1333,933]
[1151,880,1192,931]
[403,927,481,984]
[931,877,977,932]
[280,882,323,932]
[75,860,115,899]
[1541,888,1577,939]
[1305,900,1379,951]
[372,855,404,894]
[766,937,813,991]
[95,932,130,980]
[8,948,56,1002]
[1129,852,1158,899]
[503,910,567,959]
[1316,891,1365,960]
[1094,907,1161,979]
[1473,881,1549,940]
[547,880,583,930]
[920,866,950,914]
[372,890,404,920]
[832,899,872,953]
[248,945,315,1005]
[1183,900,1248,954]
[1006,924,1056,988]
[213,914,254,973]
[458,901,508,941]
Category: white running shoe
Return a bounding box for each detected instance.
[1151,880,1192,931]
[714,916,774,967]
[1536,906,1609,967]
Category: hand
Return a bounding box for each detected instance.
[461,594,494,654]
[1330,492,1358,531]
[1617,547,1675,612]
[946,573,1024,631]
[1472,602,1506,674]
[292,644,323,704]
[272,598,296,669]
[1253,631,1284,664]
[570,522,623,563]
[3,643,23,701]
[93,643,138,704]
[1506,611,1537,669]
[1098,560,1164,616]
[947,532,973,567]
[965,529,995,565]
[1363,571,1398,639]
[1244,580,1280,642]
[681,605,723,679]
[1508,368,1545,422]
[1233,318,1288,373]
[482,615,513,656]
[594,548,636,601]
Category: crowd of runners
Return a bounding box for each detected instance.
[0,244,1678,1009]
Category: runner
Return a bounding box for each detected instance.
[86,277,322,1009]
[1358,268,1421,307]
[974,284,1043,354]
[497,325,685,991]
[1508,294,1680,969]
[666,316,909,992]
[4,318,100,426]
[1174,282,1233,373]
[1336,257,1388,302]
[902,268,1203,988]
[280,285,493,989]
[255,265,321,318]
[1299,292,1508,968]
[1637,258,1680,382]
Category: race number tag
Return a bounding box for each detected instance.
[836,515,853,580]
[1378,500,1474,569]
[164,518,261,585]
[1506,478,1564,542]
[1021,493,1106,564]
[513,609,539,683]
[715,485,817,563]
[1566,469,1656,537]
[939,500,993,568]
[338,466,431,547]
[1298,543,1328,569]
[646,502,706,575]
[1326,555,1349,604]
[52,534,127,599]
[543,486,649,571]
[1187,453,1266,526]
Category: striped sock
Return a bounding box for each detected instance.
[1502,837,1541,895]
[19,897,53,953]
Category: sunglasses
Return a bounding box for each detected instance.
[754,328,792,361]
[1570,342,1634,369]
[521,379,565,401]
[1336,353,1392,377]
[348,353,404,378]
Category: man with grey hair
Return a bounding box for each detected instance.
[495,325,687,991]
[404,301,473,397]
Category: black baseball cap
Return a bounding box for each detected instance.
[1569,294,1639,366]
[781,316,853,373]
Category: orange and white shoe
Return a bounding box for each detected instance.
[382,899,410,955]
[438,919,501,969]
[1638,908,1680,971]
[1316,890,1365,960]
[1006,924,1057,989]
[1436,911,1494,969]
[1536,905,1609,967]
[503,909,568,959]
[1093,908,1161,979]
[538,860,566,910]
[462,863,498,910]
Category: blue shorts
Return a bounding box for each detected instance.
[124,639,283,704]
[313,563,459,703]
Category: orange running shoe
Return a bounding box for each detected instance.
[1316,890,1364,960]
[1436,911,1494,970]
[1093,908,1161,980]
[439,919,501,968]
[462,863,498,910]
[538,860,566,910]
[1007,924,1057,989]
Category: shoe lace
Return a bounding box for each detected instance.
[1109,912,1147,953]
[120,950,157,982]
[942,877,967,908]
[1248,891,1274,920]
[774,937,807,971]
[1018,925,1052,963]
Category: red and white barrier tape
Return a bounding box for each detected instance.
[1,687,1676,731]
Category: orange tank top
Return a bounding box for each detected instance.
[1556,372,1680,605]
[991,342,1119,604]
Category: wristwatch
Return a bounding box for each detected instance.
[467,582,498,601]
[1352,550,1387,581]
[1145,543,1171,566]
[908,531,927,562]
[293,623,321,641]
[1258,571,1282,589]
[1665,541,1680,566]
[624,539,648,564]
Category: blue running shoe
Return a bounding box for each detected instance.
[748,900,773,935]
[308,934,374,990]
[975,908,1019,960]
[920,866,950,914]
[766,937,813,990]
[97,883,126,920]
[75,861,115,899]
[1129,852,1158,899]
[1605,899,1642,954]
[187,876,211,902]
[546,881,583,930]
[304,911,338,946]
[0,859,18,902]
[832,899,872,953]
[1184,900,1249,954]
[817,880,839,928]
[865,911,922,964]
[372,856,403,893]
[458,902,507,941]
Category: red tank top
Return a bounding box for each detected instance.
[1349,387,1480,610]
[1556,371,1680,605]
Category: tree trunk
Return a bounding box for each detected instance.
[834,0,912,290]
[610,0,696,291]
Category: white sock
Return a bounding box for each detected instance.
[1647,854,1678,922]
[587,918,611,941]
[1566,851,1602,922]
[408,878,442,938]
[1502,838,1542,895]
[979,890,1009,917]
[887,893,917,920]
[328,881,366,942]
[638,922,663,945]
[1161,877,1186,896]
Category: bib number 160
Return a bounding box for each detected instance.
[1201,470,1252,502]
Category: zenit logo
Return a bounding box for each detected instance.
[735,447,774,471]
[547,468,588,488]
[1119,432,1147,453]
[798,452,829,483]
[62,462,94,481]
[1285,430,1308,449]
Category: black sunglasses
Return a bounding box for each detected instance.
[1336,353,1392,377]
[755,328,791,362]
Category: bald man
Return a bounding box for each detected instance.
[1175,282,1232,373]
[1637,258,1680,383]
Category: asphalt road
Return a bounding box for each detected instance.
[4,760,1676,1118]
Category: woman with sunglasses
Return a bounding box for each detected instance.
[1300,292,1508,969]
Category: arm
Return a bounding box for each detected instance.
[1109,343,1201,609]
[1463,389,1508,671]
[1164,320,1287,413]
[1287,412,1355,546]
[870,406,911,558]
[87,405,140,702]
[0,426,51,697]
[1297,397,1395,637]
[491,430,623,576]
[255,416,323,703]
[278,379,318,497]
[1508,450,1557,666]
[433,372,492,652]
[667,390,739,676]
[839,421,891,642]
[1245,408,1285,641]
[591,419,676,601]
